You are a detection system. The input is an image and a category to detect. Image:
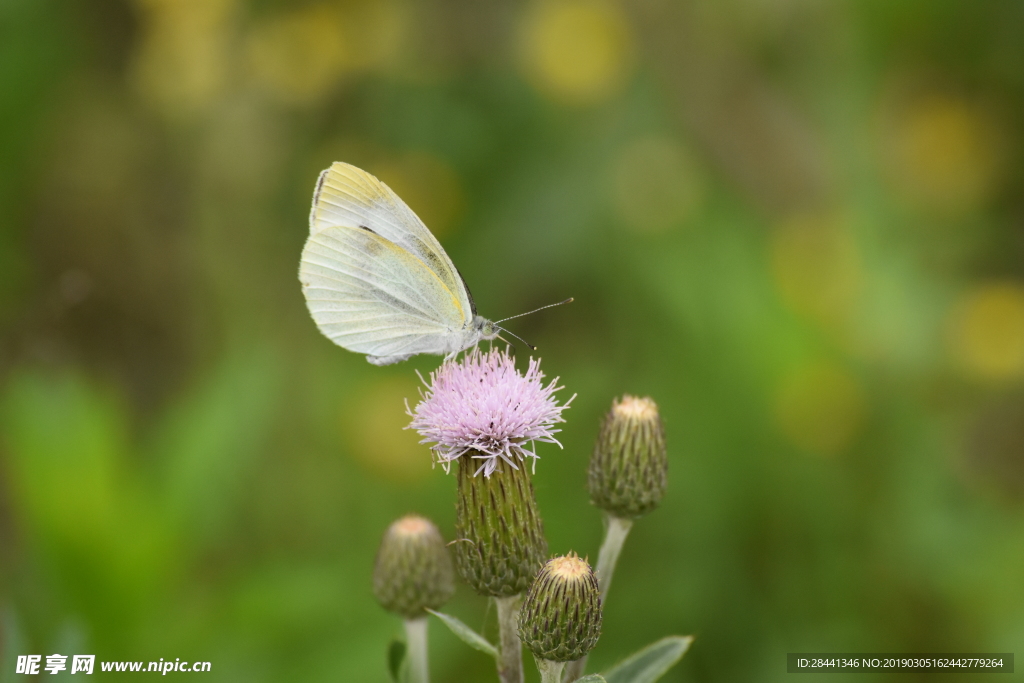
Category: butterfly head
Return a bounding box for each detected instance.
[474,316,538,352]
[474,316,501,341]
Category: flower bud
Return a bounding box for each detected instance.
[588,395,667,519]
[454,454,548,597]
[517,553,602,663]
[373,515,455,619]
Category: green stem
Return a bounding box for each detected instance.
[595,514,633,602]
[535,658,566,683]
[404,617,429,683]
[563,514,633,682]
[494,594,525,683]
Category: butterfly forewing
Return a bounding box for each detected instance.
[309,162,474,323]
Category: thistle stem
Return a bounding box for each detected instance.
[563,514,633,682]
[595,514,633,602]
[535,658,566,683]
[494,594,525,683]
[404,617,429,683]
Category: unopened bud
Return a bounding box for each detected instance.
[373,515,455,618]
[454,454,548,597]
[517,553,602,662]
[588,395,667,519]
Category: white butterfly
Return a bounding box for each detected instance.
[299,162,565,365]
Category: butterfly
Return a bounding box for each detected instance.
[299,162,568,365]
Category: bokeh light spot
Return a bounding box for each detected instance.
[130,0,236,117]
[947,282,1024,380]
[246,5,350,106]
[521,0,634,105]
[611,137,704,234]
[374,152,465,238]
[341,375,429,483]
[774,361,867,456]
[882,93,1002,216]
[770,213,861,332]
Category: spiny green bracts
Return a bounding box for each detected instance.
[454,454,548,597]
[517,553,602,663]
[588,395,667,519]
[373,515,455,619]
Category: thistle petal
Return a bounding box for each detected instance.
[408,349,573,476]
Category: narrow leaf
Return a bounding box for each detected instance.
[576,676,608,682]
[387,639,406,683]
[602,636,693,683]
[426,609,498,658]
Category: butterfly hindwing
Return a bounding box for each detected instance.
[299,223,468,362]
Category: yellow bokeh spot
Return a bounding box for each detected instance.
[130,0,236,116]
[521,0,634,105]
[374,152,465,238]
[341,376,429,483]
[246,5,350,106]
[770,212,861,331]
[774,361,867,456]
[883,94,1001,216]
[947,282,1024,380]
[340,1,407,74]
[611,137,704,233]
[245,2,405,105]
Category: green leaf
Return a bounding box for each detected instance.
[576,676,608,682]
[387,638,406,683]
[426,609,498,658]
[602,636,694,683]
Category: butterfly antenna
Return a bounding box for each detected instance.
[495,297,574,324]
[495,326,537,351]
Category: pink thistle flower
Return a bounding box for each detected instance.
[407,348,574,477]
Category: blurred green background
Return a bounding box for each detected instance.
[2,0,1024,680]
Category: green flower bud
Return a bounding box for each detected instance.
[588,395,668,519]
[454,453,548,597]
[373,515,455,619]
[517,553,602,663]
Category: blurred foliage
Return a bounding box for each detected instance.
[2,0,1024,681]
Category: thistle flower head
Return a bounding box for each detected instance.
[373,515,455,618]
[589,394,668,519]
[408,348,573,477]
[518,552,602,662]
